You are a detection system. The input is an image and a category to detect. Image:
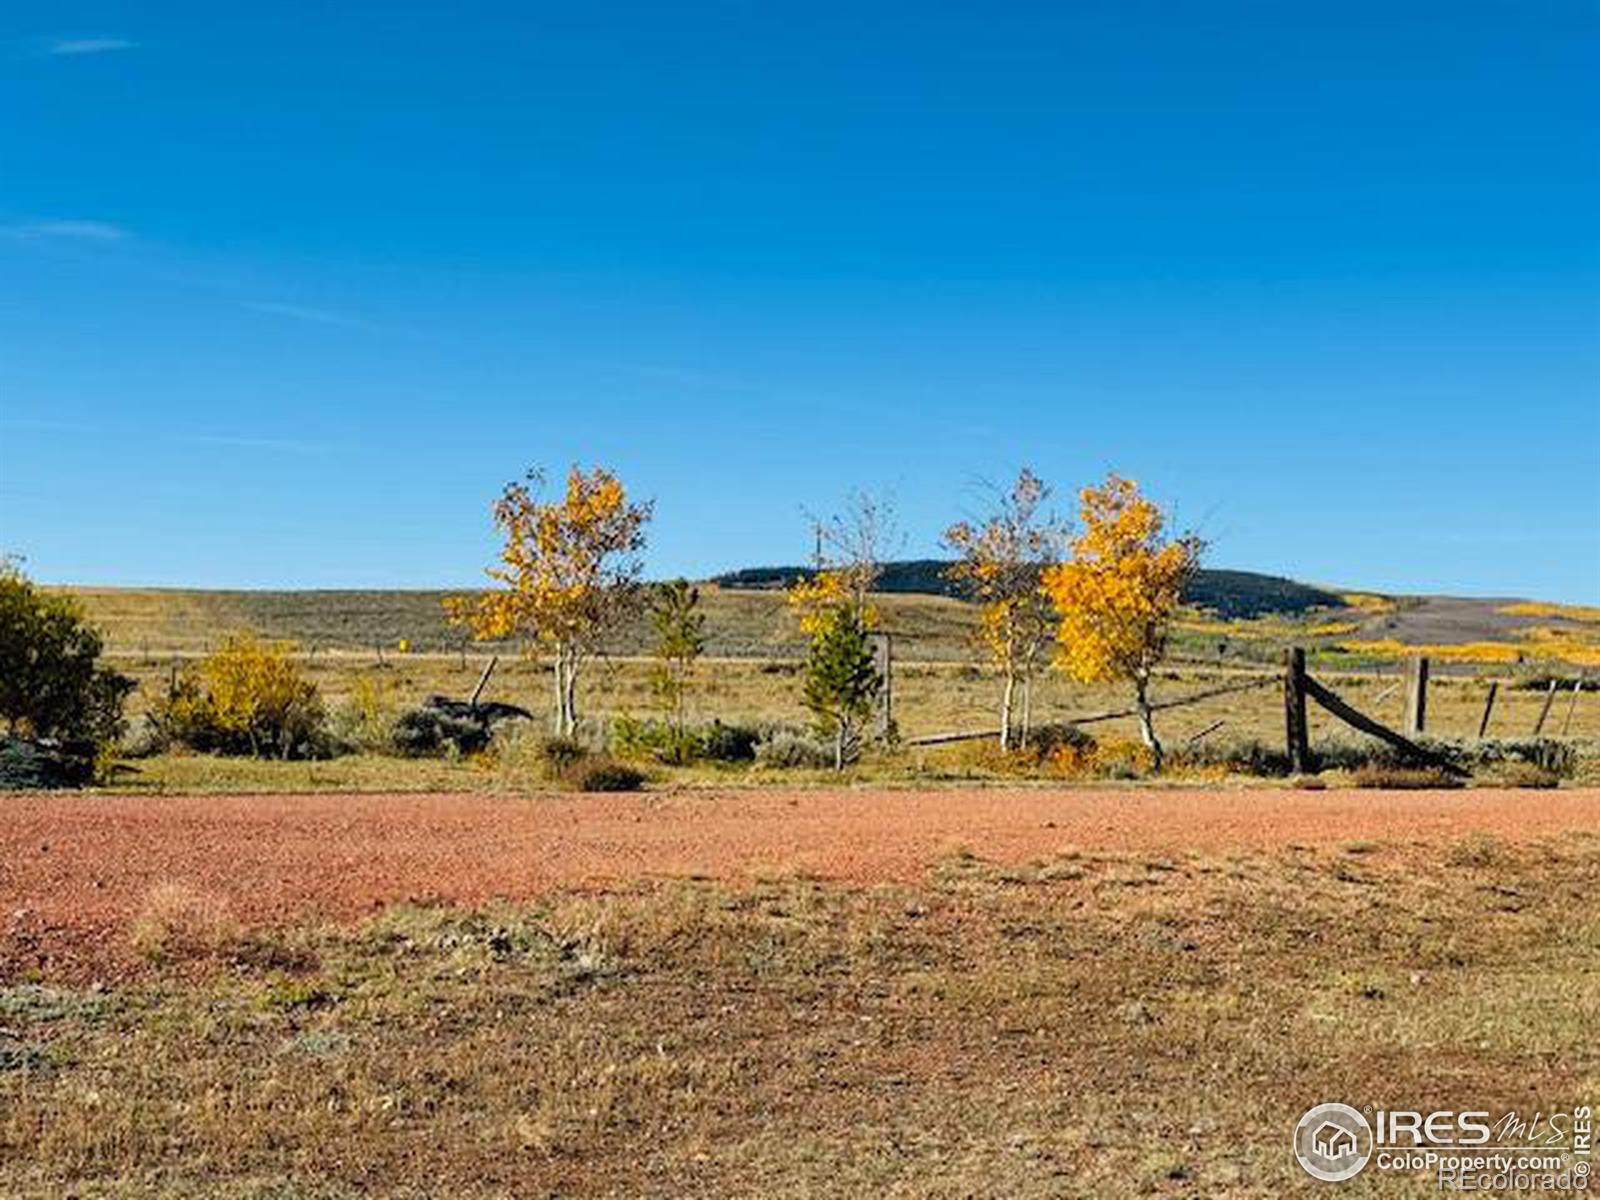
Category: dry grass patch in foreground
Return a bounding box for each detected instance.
[3,834,1598,1198]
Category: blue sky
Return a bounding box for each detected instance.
[2,1,1596,599]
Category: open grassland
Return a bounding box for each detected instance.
[1,800,1596,1198]
[42,584,1600,793]
[54,583,1600,670]
[99,654,1600,795]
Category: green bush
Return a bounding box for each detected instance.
[1173,737,1292,777]
[1448,737,1575,777]
[392,706,487,756]
[0,735,94,789]
[611,715,697,764]
[611,716,763,765]
[701,720,761,763]
[0,562,132,782]
[754,729,834,769]
[329,675,400,754]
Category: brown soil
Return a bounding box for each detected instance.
[3,786,1596,979]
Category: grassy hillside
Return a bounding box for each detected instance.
[713,562,1346,619]
[53,584,975,661]
[53,578,1600,673]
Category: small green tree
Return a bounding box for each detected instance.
[0,559,133,749]
[648,578,705,749]
[802,605,882,770]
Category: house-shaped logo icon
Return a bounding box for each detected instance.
[1294,1103,1374,1181]
[1312,1122,1357,1160]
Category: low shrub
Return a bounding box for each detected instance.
[611,716,698,765]
[1173,738,1291,777]
[392,706,484,756]
[1050,734,1152,780]
[1168,734,1578,782]
[1513,674,1581,691]
[700,720,761,763]
[1313,740,1384,773]
[572,758,647,793]
[612,717,763,766]
[541,735,588,776]
[1451,737,1575,777]
[1484,762,1562,789]
[1026,722,1095,761]
[0,735,95,789]
[754,729,834,769]
[1351,764,1464,790]
[392,696,533,758]
[330,675,400,754]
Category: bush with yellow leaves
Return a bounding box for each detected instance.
[156,633,327,759]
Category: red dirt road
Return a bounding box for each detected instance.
[3,787,1597,978]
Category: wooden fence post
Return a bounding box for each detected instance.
[870,632,894,741]
[1533,679,1559,735]
[1476,681,1498,739]
[469,655,499,708]
[1284,647,1310,774]
[1561,676,1584,737]
[1403,656,1429,736]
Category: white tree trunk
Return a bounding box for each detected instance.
[551,652,565,735]
[999,671,1016,751]
[564,652,579,737]
[551,645,580,737]
[1020,672,1033,748]
[1133,672,1162,772]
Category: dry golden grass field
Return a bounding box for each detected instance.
[44,583,1600,794]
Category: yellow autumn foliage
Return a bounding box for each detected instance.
[1338,630,1600,667]
[1519,627,1600,668]
[1337,639,1524,664]
[788,568,878,636]
[1041,474,1200,686]
[1500,601,1600,624]
[447,465,651,650]
[1341,592,1396,612]
[446,464,652,735]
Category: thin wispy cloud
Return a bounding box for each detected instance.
[2,218,128,242]
[244,301,369,328]
[43,36,136,56]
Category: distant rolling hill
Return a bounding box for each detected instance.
[713,562,1346,620]
[53,573,1594,669]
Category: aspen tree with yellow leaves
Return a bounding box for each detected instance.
[448,465,652,737]
[944,468,1067,750]
[1042,474,1201,771]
